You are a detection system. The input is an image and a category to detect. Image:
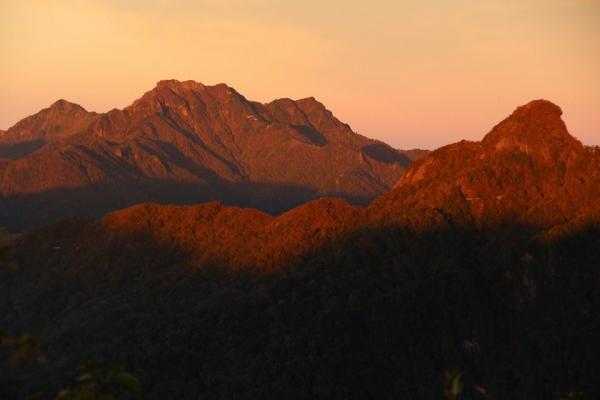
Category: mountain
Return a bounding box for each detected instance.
[16,100,596,270]
[372,100,600,232]
[1,100,599,399]
[0,80,413,230]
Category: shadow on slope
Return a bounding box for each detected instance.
[361,143,411,166]
[0,214,598,399]
[0,139,46,159]
[0,180,374,231]
[291,125,329,146]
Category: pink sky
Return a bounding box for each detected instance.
[1,0,598,149]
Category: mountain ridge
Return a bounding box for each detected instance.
[13,99,599,270]
[2,98,599,399]
[373,99,599,233]
[0,80,422,230]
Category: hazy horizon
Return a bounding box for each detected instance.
[1,0,599,149]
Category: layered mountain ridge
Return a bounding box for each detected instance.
[14,99,600,271]
[374,99,600,232]
[2,99,600,399]
[0,80,421,229]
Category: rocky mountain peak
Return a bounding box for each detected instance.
[47,99,87,113]
[482,99,581,157]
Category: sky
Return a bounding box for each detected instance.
[0,0,599,149]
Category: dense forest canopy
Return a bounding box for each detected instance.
[1,100,599,399]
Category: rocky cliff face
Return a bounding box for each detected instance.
[372,100,600,232]
[12,100,600,270]
[2,100,599,399]
[0,80,412,229]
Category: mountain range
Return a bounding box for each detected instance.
[0,80,425,230]
[13,99,599,270]
[1,97,599,398]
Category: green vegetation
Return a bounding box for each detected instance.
[440,369,588,400]
[1,331,45,367]
[443,370,464,400]
[53,364,140,400]
[2,251,140,400]
[1,333,140,400]
[1,222,598,398]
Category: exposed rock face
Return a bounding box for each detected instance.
[481,99,580,160]
[12,100,600,270]
[2,100,600,399]
[11,99,600,267]
[0,100,98,159]
[0,80,413,229]
[373,100,600,231]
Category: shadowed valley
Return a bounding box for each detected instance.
[0,80,425,230]
[1,100,599,399]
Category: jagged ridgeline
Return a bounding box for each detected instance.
[0,80,427,230]
[1,100,599,399]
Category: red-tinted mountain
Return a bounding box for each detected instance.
[398,148,430,161]
[3,100,600,399]
[13,99,600,266]
[22,197,363,274]
[371,100,600,234]
[0,99,98,153]
[0,80,413,229]
[15,99,600,271]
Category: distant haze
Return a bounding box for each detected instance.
[1,0,599,149]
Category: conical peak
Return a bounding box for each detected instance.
[48,99,86,113]
[512,99,562,119]
[482,99,580,155]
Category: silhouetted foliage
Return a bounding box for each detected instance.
[54,363,140,400]
[1,219,598,399]
[1,332,140,400]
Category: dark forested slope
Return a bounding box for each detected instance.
[1,100,599,399]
